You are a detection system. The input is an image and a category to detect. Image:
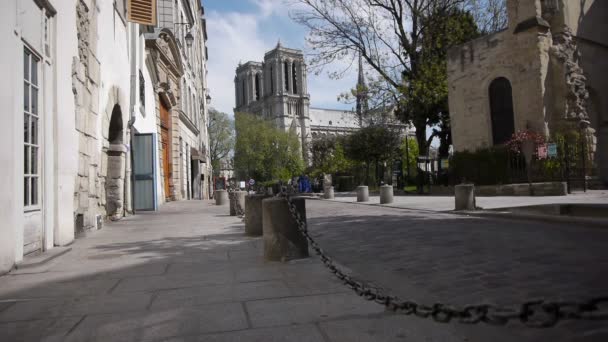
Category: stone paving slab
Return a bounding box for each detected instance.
[246,292,385,328]
[0,316,83,342]
[64,303,249,342]
[1,199,607,341]
[149,280,291,310]
[163,325,326,342]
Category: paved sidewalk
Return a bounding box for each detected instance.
[330,189,608,211]
[0,199,606,341]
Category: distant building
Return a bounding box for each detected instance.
[234,44,411,163]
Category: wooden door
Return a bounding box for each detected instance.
[160,97,171,200]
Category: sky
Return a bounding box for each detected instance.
[203,0,358,117]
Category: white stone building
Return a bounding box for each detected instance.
[0,0,211,274]
[235,46,411,164]
[234,43,312,162]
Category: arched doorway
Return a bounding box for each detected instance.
[489,77,515,145]
[106,105,126,219]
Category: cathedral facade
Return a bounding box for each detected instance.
[234,43,312,161]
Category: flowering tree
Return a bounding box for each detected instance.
[506,130,546,155]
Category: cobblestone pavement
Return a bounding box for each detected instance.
[330,189,608,211]
[0,199,607,341]
[306,199,608,341]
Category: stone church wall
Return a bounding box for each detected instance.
[447,27,550,152]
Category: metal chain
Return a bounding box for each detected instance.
[278,188,608,328]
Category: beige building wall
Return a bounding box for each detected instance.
[447,0,608,183]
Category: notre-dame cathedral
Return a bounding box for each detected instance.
[234,42,312,161]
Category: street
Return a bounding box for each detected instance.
[1,199,607,341]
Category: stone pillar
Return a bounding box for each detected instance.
[380,185,393,204]
[245,194,270,236]
[356,186,369,202]
[276,58,281,95]
[229,191,247,216]
[262,197,309,261]
[455,184,475,211]
[215,189,228,206]
[288,60,293,94]
[323,186,334,199]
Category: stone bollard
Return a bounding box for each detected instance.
[455,184,475,211]
[380,185,394,204]
[356,186,369,202]
[215,190,228,206]
[262,197,309,261]
[245,194,270,236]
[323,186,334,199]
[230,191,247,216]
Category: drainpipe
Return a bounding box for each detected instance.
[127,22,138,215]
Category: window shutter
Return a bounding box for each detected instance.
[127,0,156,26]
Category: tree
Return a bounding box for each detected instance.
[401,136,419,182]
[291,0,480,157]
[233,112,304,182]
[343,125,401,185]
[465,0,507,34]
[309,135,354,176]
[208,108,235,176]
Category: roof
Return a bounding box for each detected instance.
[309,108,359,129]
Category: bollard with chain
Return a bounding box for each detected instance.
[277,184,608,328]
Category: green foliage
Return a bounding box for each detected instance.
[343,125,401,185]
[400,137,419,180]
[397,8,480,155]
[309,135,354,177]
[208,108,234,176]
[343,125,401,164]
[451,146,511,185]
[233,112,304,182]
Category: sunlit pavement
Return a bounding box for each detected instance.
[0,199,606,341]
[329,189,608,211]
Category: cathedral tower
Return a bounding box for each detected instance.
[234,42,311,163]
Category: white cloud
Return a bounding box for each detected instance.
[205,0,358,115]
[206,10,267,116]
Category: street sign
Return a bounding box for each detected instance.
[548,143,558,158]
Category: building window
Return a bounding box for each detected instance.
[489,77,515,145]
[255,74,260,101]
[292,63,298,94]
[139,70,145,109]
[242,79,246,105]
[24,48,40,208]
[284,62,289,92]
[270,66,274,94]
[44,15,51,57]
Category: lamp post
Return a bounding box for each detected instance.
[174,23,194,47]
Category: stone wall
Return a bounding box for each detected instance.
[447,25,551,152]
[72,0,102,232]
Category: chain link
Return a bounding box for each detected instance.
[276,185,608,328]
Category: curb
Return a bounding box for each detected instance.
[310,198,608,228]
[14,247,73,270]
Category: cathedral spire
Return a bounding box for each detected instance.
[355,52,368,127]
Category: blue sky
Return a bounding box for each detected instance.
[203,0,357,116]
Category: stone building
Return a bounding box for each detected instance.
[234,45,410,164]
[150,0,212,203]
[0,0,212,274]
[447,0,608,184]
[234,43,312,161]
